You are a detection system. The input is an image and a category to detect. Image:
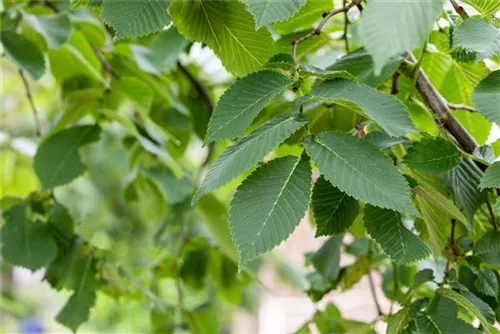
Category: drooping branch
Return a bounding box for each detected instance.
[367,271,384,316]
[291,0,361,61]
[486,200,498,231]
[402,53,479,156]
[19,70,42,137]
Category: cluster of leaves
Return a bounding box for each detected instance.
[1,0,500,333]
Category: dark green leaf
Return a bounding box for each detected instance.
[404,137,460,174]
[0,30,45,79]
[311,235,344,281]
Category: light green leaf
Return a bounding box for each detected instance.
[23,12,73,49]
[445,158,488,222]
[34,125,101,189]
[170,0,274,77]
[311,176,359,237]
[114,77,154,112]
[303,132,416,215]
[440,289,500,334]
[387,308,411,334]
[311,235,344,281]
[474,231,500,267]
[101,0,170,39]
[327,48,403,88]
[414,185,468,226]
[205,71,292,144]
[479,162,500,190]
[472,70,500,125]
[462,290,496,325]
[56,255,99,332]
[243,0,306,28]
[1,205,57,271]
[194,114,307,203]
[360,0,444,73]
[309,79,416,137]
[454,19,500,59]
[461,0,500,16]
[229,155,312,268]
[273,0,332,34]
[404,137,460,174]
[0,31,45,79]
[364,206,430,264]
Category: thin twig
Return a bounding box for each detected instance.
[342,0,350,53]
[447,103,477,112]
[176,61,215,184]
[43,0,59,12]
[91,44,120,79]
[391,72,400,95]
[449,0,468,18]
[19,70,42,137]
[367,271,384,316]
[390,262,398,315]
[443,219,457,281]
[291,0,360,61]
[486,200,498,231]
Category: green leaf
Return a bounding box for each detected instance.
[0,30,45,79]
[101,0,170,39]
[311,176,359,237]
[114,77,153,113]
[1,205,57,271]
[387,308,411,334]
[414,185,468,226]
[479,162,500,190]
[364,206,430,264]
[475,269,499,298]
[170,0,274,77]
[472,70,500,125]
[229,155,312,268]
[414,269,434,286]
[34,125,101,189]
[454,19,500,59]
[404,137,460,174]
[311,235,344,281]
[23,12,73,49]
[327,48,403,88]
[143,167,193,204]
[360,0,444,73]
[461,0,500,16]
[193,114,307,203]
[427,296,481,334]
[303,132,416,215]
[273,0,332,34]
[204,71,292,144]
[309,79,416,137]
[56,255,99,332]
[242,0,306,28]
[445,158,488,222]
[474,231,500,267]
[440,289,500,334]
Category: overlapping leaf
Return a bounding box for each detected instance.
[309,79,416,137]
[194,114,308,203]
[454,19,500,59]
[229,155,312,268]
[23,12,73,49]
[0,31,45,79]
[404,137,460,174]
[461,0,500,16]
[472,70,500,125]
[242,0,306,28]
[311,177,359,236]
[205,71,292,144]
[364,206,430,264]
[311,235,344,281]
[303,132,416,215]
[34,125,101,189]
[101,0,171,39]
[360,0,444,73]
[474,231,500,267]
[170,0,274,77]
[479,162,500,190]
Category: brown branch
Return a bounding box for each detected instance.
[449,0,468,18]
[177,61,215,183]
[402,53,480,157]
[368,271,384,316]
[291,0,360,61]
[486,200,498,231]
[391,72,400,95]
[91,44,120,80]
[19,70,42,137]
[43,0,59,13]
[443,219,457,281]
[447,103,477,112]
